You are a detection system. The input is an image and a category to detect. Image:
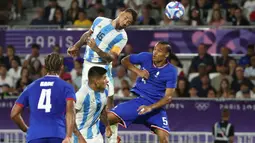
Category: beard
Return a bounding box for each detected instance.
[115,22,124,30]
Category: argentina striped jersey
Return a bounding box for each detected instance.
[74,83,108,140]
[84,17,128,62]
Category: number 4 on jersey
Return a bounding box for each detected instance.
[37,89,52,113]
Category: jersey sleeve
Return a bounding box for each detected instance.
[129,52,150,65]
[91,17,103,31]
[110,37,127,55]
[15,87,29,108]
[166,67,178,88]
[65,84,76,102]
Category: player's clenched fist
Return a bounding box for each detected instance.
[67,46,79,57]
[62,137,72,143]
[137,69,149,79]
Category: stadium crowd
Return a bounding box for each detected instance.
[3,0,255,26]
[0,0,255,99]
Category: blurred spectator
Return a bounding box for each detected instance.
[211,67,233,92]
[119,44,133,63]
[231,66,254,93]
[124,0,142,16]
[243,0,255,20]
[0,84,10,98]
[115,79,131,99]
[0,46,5,66]
[188,8,203,26]
[232,7,250,25]
[216,47,234,72]
[174,77,189,97]
[70,58,83,80]
[115,2,126,18]
[189,86,198,98]
[138,4,156,25]
[52,44,61,54]
[73,67,82,89]
[195,0,211,24]
[0,64,13,88]
[50,8,65,27]
[66,0,83,24]
[111,54,119,77]
[44,0,64,23]
[73,11,92,27]
[30,8,48,25]
[86,0,111,20]
[114,65,131,93]
[0,0,9,25]
[189,43,215,74]
[244,55,255,85]
[195,74,213,97]
[207,1,226,24]
[228,59,237,79]
[218,78,234,98]
[8,59,22,88]
[127,70,137,86]
[25,44,44,80]
[207,88,217,98]
[190,63,207,83]
[236,82,255,98]
[62,72,78,91]
[239,44,254,67]
[15,67,32,93]
[97,8,106,17]
[159,14,176,26]
[226,3,238,22]
[4,45,21,70]
[208,9,226,26]
[180,0,191,23]
[170,54,184,77]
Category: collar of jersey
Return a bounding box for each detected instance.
[45,74,59,78]
[152,62,169,69]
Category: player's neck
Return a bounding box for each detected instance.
[111,19,118,29]
[153,60,168,67]
[46,72,59,76]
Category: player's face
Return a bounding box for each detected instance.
[117,12,133,29]
[96,74,108,91]
[152,44,169,63]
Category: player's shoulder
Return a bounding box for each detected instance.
[95,16,111,23]
[165,63,178,73]
[118,29,127,39]
[138,52,153,58]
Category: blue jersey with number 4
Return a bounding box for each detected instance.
[15,75,76,142]
[130,52,178,103]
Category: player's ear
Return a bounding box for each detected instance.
[165,53,169,58]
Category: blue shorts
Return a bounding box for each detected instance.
[28,137,63,143]
[110,97,170,134]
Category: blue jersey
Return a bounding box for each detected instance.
[84,17,127,62]
[15,75,76,142]
[130,52,177,103]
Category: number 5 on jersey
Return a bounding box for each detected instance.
[38,89,52,113]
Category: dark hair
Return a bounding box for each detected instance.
[247,44,254,50]
[124,8,138,25]
[45,53,63,73]
[7,45,15,53]
[31,43,40,49]
[88,66,107,80]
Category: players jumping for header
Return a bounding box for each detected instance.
[67,8,138,143]
[107,41,178,143]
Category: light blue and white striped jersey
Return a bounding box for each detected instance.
[75,83,108,140]
[84,17,128,62]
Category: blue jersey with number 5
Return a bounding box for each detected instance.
[15,75,76,142]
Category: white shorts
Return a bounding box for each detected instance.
[72,133,104,143]
[82,60,114,96]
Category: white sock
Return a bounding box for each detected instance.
[107,124,118,143]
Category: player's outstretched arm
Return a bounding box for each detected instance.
[100,106,112,138]
[138,88,174,115]
[10,104,28,132]
[121,56,149,79]
[65,100,75,139]
[67,30,93,57]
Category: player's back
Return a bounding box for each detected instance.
[25,75,75,141]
